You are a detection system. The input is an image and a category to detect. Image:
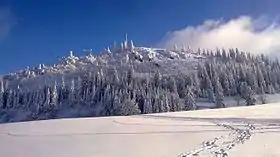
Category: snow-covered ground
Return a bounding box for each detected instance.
[1,103,280,157]
[197,93,280,109]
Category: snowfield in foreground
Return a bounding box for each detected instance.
[1,104,280,157]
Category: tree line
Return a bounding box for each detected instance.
[0,48,279,122]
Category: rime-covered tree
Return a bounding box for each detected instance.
[0,79,4,108]
[112,68,120,84]
[192,73,201,97]
[242,83,256,106]
[258,84,266,104]
[44,86,51,106]
[222,49,228,61]
[200,66,213,100]
[167,77,178,93]
[68,79,76,106]
[154,70,162,88]
[213,78,225,108]
[3,89,13,109]
[230,71,238,96]
[256,66,266,93]
[142,96,153,114]
[220,71,230,96]
[127,67,135,86]
[113,96,140,116]
[59,78,70,105]
[184,87,196,110]
[50,82,58,107]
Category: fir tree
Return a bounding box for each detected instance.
[50,82,58,107]
[184,87,196,110]
[0,79,4,108]
[113,96,140,116]
[243,83,256,106]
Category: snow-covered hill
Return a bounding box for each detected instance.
[1,39,206,89]
[1,103,280,157]
[0,36,279,124]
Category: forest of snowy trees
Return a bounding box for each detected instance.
[0,48,279,123]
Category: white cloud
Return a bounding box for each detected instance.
[159,16,280,56]
[0,8,16,43]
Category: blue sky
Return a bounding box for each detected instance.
[0,0,279,74]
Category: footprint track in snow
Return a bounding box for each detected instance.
[178,122,256,157]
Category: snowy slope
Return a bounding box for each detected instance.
[1,103,280,157]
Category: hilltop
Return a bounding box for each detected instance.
[0,37,280,123]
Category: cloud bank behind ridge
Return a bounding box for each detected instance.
[159,16,280,57]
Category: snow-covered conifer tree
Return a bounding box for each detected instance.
[124,34,128,50]
[143,96,153,114]
[192,73,201,97]
[241,82,256,106]
[113,95,140,116]
[112,68,120,84]
[44,86,50,107]
[256,66,266,93]
[50,81,58,107]
[107,47,111,53]
[0,79,4,108]
[127,67,135,86]
[258,82,266,104]
[130,40,135,50]
[208,89,216,103]
[211,68,225,108]
[222,49,227,61]
[154,71,162,88]
[184,87,196,110]
[168,77,178,93]
[220,71,230,96]
[11,90,19,108]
